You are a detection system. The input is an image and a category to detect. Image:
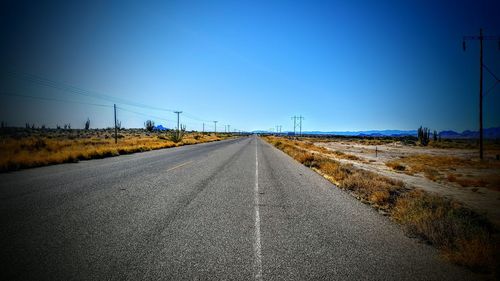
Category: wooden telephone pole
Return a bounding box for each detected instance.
[463,28,500,159]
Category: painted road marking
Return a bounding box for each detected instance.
[254,138,263,280]
[166,161,193,172]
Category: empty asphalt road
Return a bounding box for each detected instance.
[0,136,480,280]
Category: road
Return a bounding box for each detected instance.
[0,136,479,280]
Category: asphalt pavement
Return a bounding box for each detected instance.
[0,135,480,280]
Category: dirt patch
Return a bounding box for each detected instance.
[315,140,500,227]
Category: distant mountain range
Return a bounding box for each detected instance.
[253,127,500,139]
[438,127,500,139]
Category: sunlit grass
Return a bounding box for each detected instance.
[0,130,225,172]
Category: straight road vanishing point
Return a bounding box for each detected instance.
[0,136,481,280]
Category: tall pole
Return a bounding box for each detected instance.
[299,116,304,137]
[174,111,182,138]
[114,104,117,144]
[214,121,218,135]
[463,28,499,160]
[292,116,297,136]
[479,28,484,160]
[228,124,230,133]
[202,123,205,134]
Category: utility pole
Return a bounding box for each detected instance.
[276,125,282,135]
[291,116,304,137]
[213,121,218,135]
[463,28,500,160]
[202,123,205,134]
[114,104,117,144]
[291,116,297,136]
[174,111,182,138]
[298,116,304,137]
[228,124,230,133]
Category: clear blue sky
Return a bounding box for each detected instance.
[1,0,499,132]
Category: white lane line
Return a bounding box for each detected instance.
[254,138,263,280]
[166,161,193,172]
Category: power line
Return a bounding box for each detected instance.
[3,72,237,131]
[0,91,112,108]
[117,106,173,123]
[6,71,178,113]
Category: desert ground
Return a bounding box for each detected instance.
[313,138,500,226]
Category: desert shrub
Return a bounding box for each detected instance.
[318,160,351,182]
[392,190,496,272]
[386,161,406,171]
[295,152,320,168]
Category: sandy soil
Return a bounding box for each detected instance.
[315,141,500,226]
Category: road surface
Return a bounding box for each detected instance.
[0,136,479,280]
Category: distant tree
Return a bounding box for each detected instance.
[84,118,90,130]
[418,126,430,146]
[56,124,61,130]
[145,120,155,132]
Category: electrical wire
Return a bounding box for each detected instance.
[0,91,113,108]
[6,71,178,113]
[3,71,235,130]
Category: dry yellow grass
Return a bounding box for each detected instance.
[392,189,498,273]
[446,173,488,188]
[264,136,499,274]
[281,138,360,161]
[0,130,225,172]
[385,154,500,188]
[266,136,404,209]
[385,160,406,171]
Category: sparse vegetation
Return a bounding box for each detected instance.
[393,190,498,272]
[0,128,227,172]
[263,136,498,274]
[386,160,406,171]
[447,173,488,188]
